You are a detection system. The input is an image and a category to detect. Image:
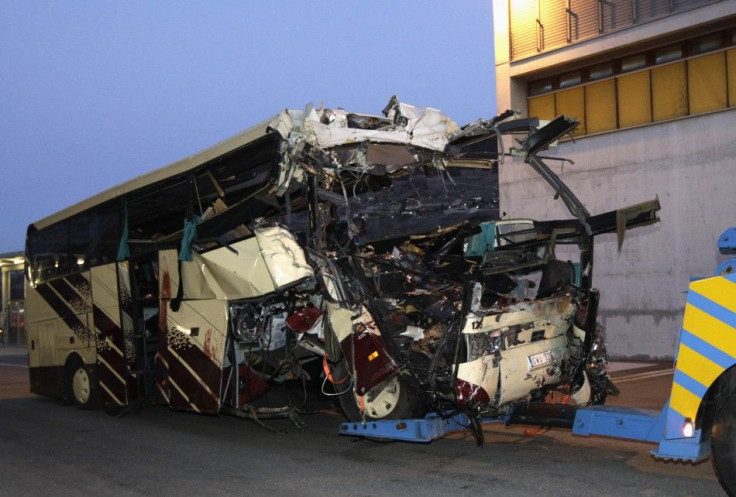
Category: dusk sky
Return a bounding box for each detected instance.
[0,1,496,254]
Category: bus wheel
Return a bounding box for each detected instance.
[323,322,424,422]
[712,391,736,496]
[66,356,99,410]
[338,373,422,422]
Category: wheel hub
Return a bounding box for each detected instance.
[72,367,90,404]
[359,376,401,418]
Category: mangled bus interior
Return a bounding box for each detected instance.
[25,97,659,429]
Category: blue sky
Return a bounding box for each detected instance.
[0,1,496,253]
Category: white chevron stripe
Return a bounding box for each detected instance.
[157,381,171,403]
[99,379,124,405]
[98,354,126,386]
[168,377,201,413]
[167,347,218,401]
[99,336,124,358]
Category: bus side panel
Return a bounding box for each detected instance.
[666,273,736,439]
[158,300,227,413]
[27,319,64,398]
[26,273,96,398]
[26,278,58,397]
[89,264,130,407]
[197,237,277,300]
[158,250,227,413]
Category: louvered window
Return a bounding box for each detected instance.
[569,0,599,42]
[600,0,634,32]
[510,0,720,61]
[510,0,540,60]
[539,1,568,51]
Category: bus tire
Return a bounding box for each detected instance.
[66,356,100,410]
[323,320,425,422]
[338,372,422,422]
[712,390,736,497]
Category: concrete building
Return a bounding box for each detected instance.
[493,0,736,359]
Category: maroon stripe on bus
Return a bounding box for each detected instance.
[97,359,127,404]
[94,326,128,405]
[170,337,223,394]
[92,305,136,404]
[66,272,92,295]
[96,343,127,377]
[166,354,220,413]
[48,277,90,312]
[156,352,170,405]
[35,284,91,341]
[92,306,123,345]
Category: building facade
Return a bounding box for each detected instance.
[493,0,736,359]
[0,253,25,346]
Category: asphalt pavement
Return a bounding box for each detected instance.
[0,346,722,497]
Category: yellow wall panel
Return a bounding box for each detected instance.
[555,87,586,135]
[617,71,652,127]
[528,94,555,121]
[689,52,727,115]
[585,80,617,134]
[727,49,736,107]
[652,62,687,121]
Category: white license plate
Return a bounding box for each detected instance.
[527,350,553,369]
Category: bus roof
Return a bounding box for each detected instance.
[30,115,275,232]
[29,97,496,236]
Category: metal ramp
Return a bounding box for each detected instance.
[339,412,503,443]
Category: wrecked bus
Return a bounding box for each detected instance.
[24,97,659,428]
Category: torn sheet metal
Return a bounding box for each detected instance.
[269,98,458,151]
[267,98,460,195]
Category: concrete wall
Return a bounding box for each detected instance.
[499,109,736,359]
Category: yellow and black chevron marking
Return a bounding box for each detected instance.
[667,273,736,438]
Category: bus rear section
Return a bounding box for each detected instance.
[25,221,319,413]
[25,259,128,408]
[23,115,303,413]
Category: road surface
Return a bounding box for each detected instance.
[0,347,725,497]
